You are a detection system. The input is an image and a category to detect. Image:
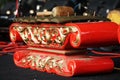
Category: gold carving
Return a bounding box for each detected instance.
[12,24,79,48]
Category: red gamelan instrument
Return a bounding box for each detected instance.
[8,21,119,77]
[2,1,119,77]
[0,0,120,77]
[14,49,114,77]
[10,22,119,49]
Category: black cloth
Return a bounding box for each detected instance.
[0,54,120,80]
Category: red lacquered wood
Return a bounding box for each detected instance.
[13,49,114,77]
[9,23,23,42]
[66,22,119,48]
[9,22,119,49]
[68,57,114,76]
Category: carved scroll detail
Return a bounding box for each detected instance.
[11,24,79,49]
[21,55,64,72]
